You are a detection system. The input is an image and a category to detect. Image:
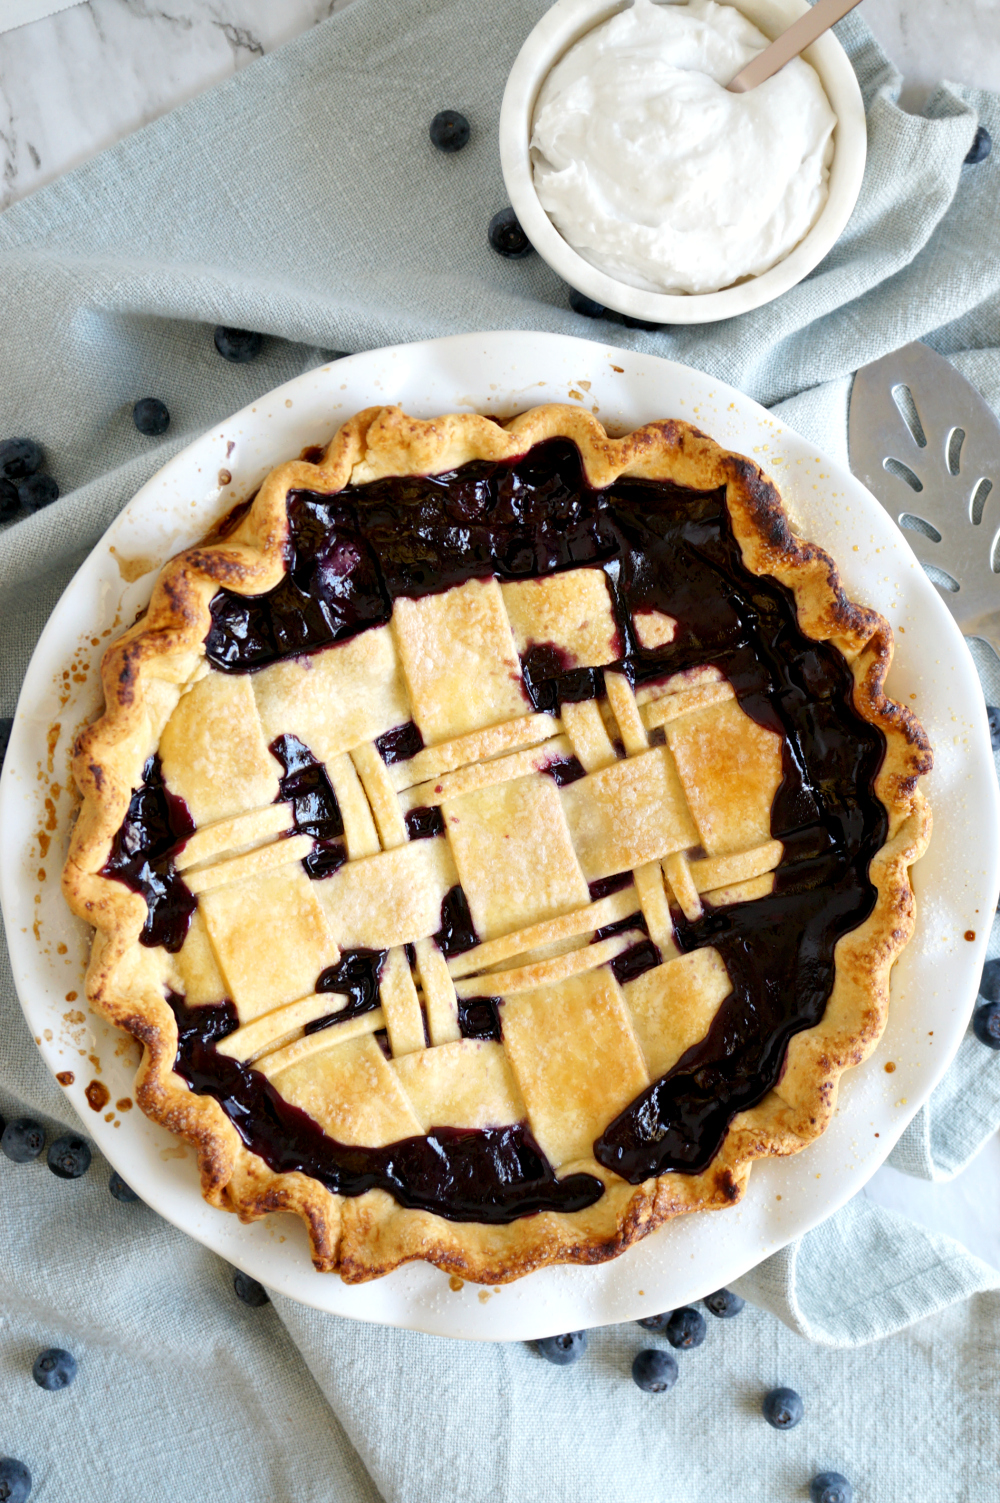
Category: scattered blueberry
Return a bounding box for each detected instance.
[0,716,12,770]
[621,314,660,331]
[214,327,264,363]
[704,1288,745,1318]
[636,1311,671,1331]
[1,1118,45,1164]
[1,478,19,520]
[980,958,1000,1003]
[569,288,606,319]
[17,473,59,512]
[762,1386,804,1429]
[429,110,470,153]
[964,125,992,165]
[233,1269,270,1307]
[631,1348,679,1393]
[132,398,170,437]
[536,1331,587,1365]
[0,437,43,479]
[810,1473,854,1503]
[987,705,1000,753]
[32,1347,77,1391]
[488,207,533,259]
[109,1170,139,1203]
[665,1306,706,1350]
[46,1134,91,1179]
[972,1001,1000,1049]
[0,1456,32,1503]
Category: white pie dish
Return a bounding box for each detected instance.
[499,0,867,324]
[0,330,996,1340]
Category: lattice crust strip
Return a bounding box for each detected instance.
[165,640,787,1166]
[160,621,789,1165]
[162,590,790,1133]
[385,714,559,792]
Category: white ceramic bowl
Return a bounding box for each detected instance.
[499,0,867,324]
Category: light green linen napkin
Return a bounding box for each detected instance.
[2,3,1000,1500]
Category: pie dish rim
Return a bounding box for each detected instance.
[3,329,993,1333]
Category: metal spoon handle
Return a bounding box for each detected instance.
[726,0,864,93]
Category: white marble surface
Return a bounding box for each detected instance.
[1,0,999,1274]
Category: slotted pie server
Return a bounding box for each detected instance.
[849,341,1000,668]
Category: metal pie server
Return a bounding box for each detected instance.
[848,341,1000,669]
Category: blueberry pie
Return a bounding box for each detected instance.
[63,405,932,1283]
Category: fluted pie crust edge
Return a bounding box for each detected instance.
[62,404,932,1284]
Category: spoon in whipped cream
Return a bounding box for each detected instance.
[726,0,864,92]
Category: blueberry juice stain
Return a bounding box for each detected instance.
[123,438,887,1216]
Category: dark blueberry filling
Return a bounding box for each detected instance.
[588,872,636,902]
[434,885,479,957]
[376,720,424,764]
[311,949,387,1025]
[270,733,343,839]
[609,938,661,986]
[100,754,196,952]
[166,990,600,1221]
[594,912,649,943]
[109,438,889,1219]
[542,755,587,787]
[405,805,447,840]
[269,733,346,878]
[457,996,503,1042]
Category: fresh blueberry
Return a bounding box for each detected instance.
[980,958,1000,1003]
[987,705,1000,753]
[0,1456,32,1503]
[0,437,43,479]
[488,207,533,259]
[964,125,992,165]
[665,1306,706,1349]
[429,110,470,153]
[32,1347,77,1391]
[132,398,170,437]
[810,1473,853,1503]
[46,1134,91,1179]
[536,1331,587,1365]
[233,1269,270,1307]
[636,1311,671,1331]
[762,1386,803,1429]
[0,716,12,770]
[972,1001,1000,1048]
[109,1170,139,1203]
[569,288,606,319]
[621,315,660,331]
[0,478,20,520]
[703,1288,745,1318]
[1,1118,45,1164]
[631,1348,679,1392]
[17,474,59,512]
[214,327,264,363]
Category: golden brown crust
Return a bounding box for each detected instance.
[62,404,932,1284]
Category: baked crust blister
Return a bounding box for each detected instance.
[62,404,932,1284]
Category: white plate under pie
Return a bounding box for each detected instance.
[1,332,996,1340]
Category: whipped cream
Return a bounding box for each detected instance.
[530,0,837,296]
